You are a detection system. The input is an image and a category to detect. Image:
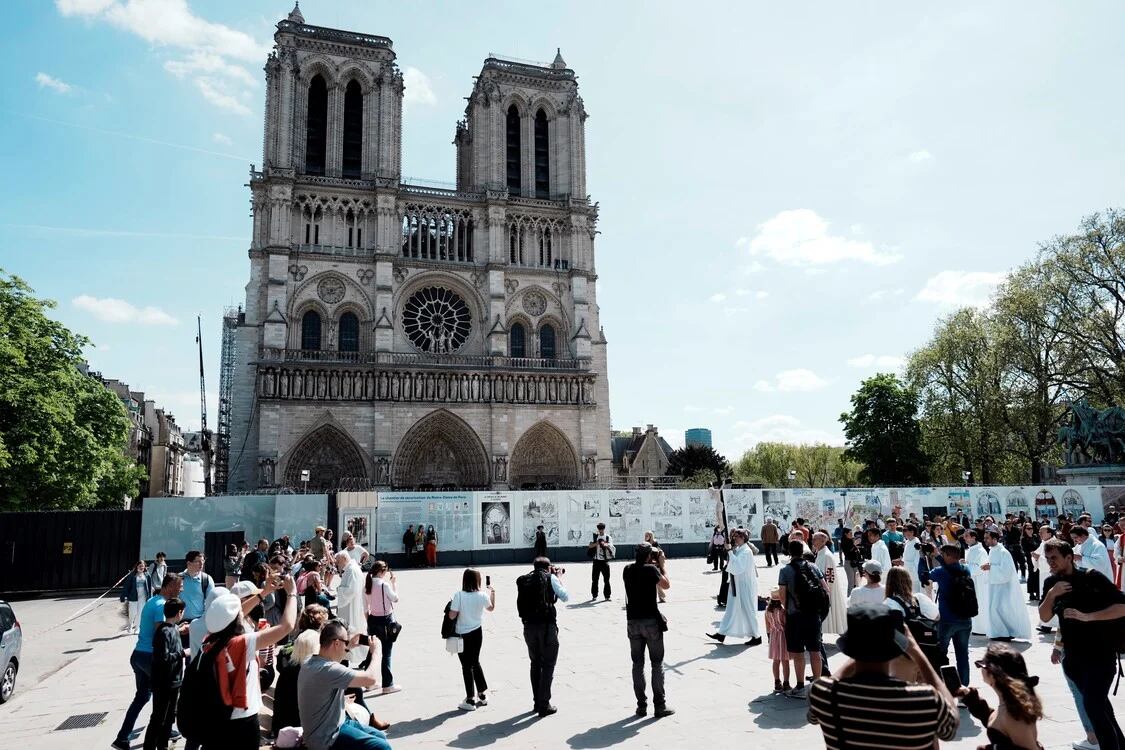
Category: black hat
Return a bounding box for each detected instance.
[835,604,910,662]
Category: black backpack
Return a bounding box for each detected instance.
[516,569,556,622]
[945,566,979,619]
[890,595,945,668]
[792,560,830,620]
[441,600,458,639]
[177,633,235,744]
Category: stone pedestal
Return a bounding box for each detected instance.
[1057,464,1125,485]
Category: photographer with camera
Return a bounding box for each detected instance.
[588,522,615,601]
[516,557,569,717]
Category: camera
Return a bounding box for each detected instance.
[550,565,566,575]
[913,542,922,550]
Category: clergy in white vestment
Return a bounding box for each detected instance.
[865,528,893,573]
[964,531,992,636]
[1070,526,1114,581]
[706,528,762,644]
[902,524,922,593]
[334,551,369,664]
[983,531,1031,640]
[812,532,848,634]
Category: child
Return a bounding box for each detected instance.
[146,597,185,750]
[764,587,790,693]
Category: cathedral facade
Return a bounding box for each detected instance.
[226,6,612,492]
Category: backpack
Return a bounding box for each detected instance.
[792,560,830,620]
[945,566,979,619]
[516,569,556,622]
[890,595,945,668]
[441,599,458,639]
[177,633,235,744]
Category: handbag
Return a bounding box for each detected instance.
[381,585,403,643]
[440,595,460,640]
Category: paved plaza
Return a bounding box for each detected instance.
[0,555,1121,749]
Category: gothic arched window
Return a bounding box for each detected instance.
[534,109,549,199]
[506,105,521,193]
[305,75,328,175]
[510,322,526,358]
[539,324,556,360]
[301,310,322,351]
[338,312,359,352]
[342,80,363,178]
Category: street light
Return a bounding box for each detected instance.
[300,468,310,494]
[787,469,797,485]
[961,470,972,486]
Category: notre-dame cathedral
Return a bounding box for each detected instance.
[225,4,612,492]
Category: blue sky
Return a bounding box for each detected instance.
[3,1,1124,460]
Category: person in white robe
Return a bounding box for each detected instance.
[1070,526,1113,581]
[865,528,892,573]
[983,531,1031,640]
[334,551,369,664]
[811,532,848,634]
[706,528,762,645]
[901,524,922,593]
[964,530,991,636]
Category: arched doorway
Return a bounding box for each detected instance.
[282,425,367,490]
[509,421,579,489]
[393,410,490,489]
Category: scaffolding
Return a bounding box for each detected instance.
[214,306,242,494]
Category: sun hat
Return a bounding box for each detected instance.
[205,593,243,633]
[835,604,910,662]
[769,587,781,600]
[229,581,261,600]
[975,644,1039,687]
[862,559,883,576]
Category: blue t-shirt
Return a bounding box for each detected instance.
[929,562,970,624]
[135,594,167,654]
[180,572,210,620]
[881,530,905,545]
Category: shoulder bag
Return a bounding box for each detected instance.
[381,583,402,642]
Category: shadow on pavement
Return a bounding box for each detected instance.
[447,711,540,748]
[388,709,463,739]
[567,715,653,748]
[664,643,760,673]
[88,633,133,643]
[748,694,812,729]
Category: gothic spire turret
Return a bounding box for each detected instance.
[551,48,567,69]
[287,1,304,23]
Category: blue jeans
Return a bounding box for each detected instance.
[1065,655,1125,750]
[937,619,971,686]
[1065,671,1095,735]
[366,614,395,687]
[116,650,152,742]
[331,717,391,750]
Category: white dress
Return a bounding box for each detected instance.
[965,543,991,635]
[1076,537,1114,581]
[816,546,848,634]
[902,540,921,593]
[987,544,1031,639]
[716,543,760,639]
[334,559,369,663]
[869,540,892,573]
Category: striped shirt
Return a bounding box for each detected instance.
[808,675,958,749]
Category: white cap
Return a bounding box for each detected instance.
[205,585,229,608]
[205,593,242,633]
[229,581,261,600]
[863,559,883,576]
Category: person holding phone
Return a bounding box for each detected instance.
[448,568,495,711]
[588,523,615,601]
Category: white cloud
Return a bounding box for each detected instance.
[403,67,436,107]
[753,368,830,393]
[727,415,844,454]
[847,354,905,369]
[733,289,769,300]
[56,0,266,115]
[211,132,232,146]
[915,270,1007,307]
[708,292,727,303]
[36,72,73,94]
[736,209,901,267]
[72,294,178,325]
[908,149,934,163]
[865,288,905,302]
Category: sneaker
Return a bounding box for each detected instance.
[458,700,477,711]
[786,684,807,699]
[635,705,647,717]
[537,704,558,717]
[654,706,675,718]
[476,695,488,706]
[1072,741,1098,750]
[110,741,131,750]
[381,685,403,695]
[782,681,792,692]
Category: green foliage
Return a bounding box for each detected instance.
[839,374,930,485]
[666,444,731,484]
[733,442,864,487]
[0,270,146,510]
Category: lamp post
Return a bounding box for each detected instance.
[787,469,797,486]
[300,468,310,494]
[962,469,972,487]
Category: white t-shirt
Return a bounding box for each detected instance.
[847,585,885,609]
[452,590,491,635]
[346,545,368,563]
[884,593,940,621]
[225,632,262,720]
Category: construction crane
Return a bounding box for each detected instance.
[195,315,214,495]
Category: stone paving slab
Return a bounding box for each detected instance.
[0,556,1120,749]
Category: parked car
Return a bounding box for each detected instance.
[0,600,21,703]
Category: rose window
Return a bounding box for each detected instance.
[402,286,472,354]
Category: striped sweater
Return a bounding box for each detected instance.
[808,674,958,749]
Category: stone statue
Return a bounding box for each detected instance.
[1058,399,1125,465]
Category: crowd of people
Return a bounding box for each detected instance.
[110,505,1125,750]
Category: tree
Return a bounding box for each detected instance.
[734,442,795,486]
[0,270,146,510]
[735,442,864,487]
[666,445,731,484]
[839,373,930,485]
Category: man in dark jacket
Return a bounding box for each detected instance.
[145,598,185,750]
[533,525,548,559]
